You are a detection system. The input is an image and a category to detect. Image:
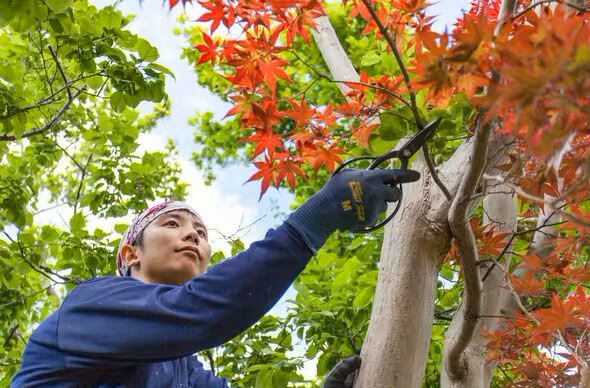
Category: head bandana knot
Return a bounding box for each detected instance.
[116,200,204,276]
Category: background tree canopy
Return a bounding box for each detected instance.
[0,0,187,384]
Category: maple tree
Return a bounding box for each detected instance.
[175,0,590,386]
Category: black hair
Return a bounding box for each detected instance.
[133,230,145,249]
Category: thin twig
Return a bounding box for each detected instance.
[512,0,589,20]
[203,349,216,374]
[52,140,84,171]
[0,88,85,141]
[483,174,590,227]
[74,154,93,214]
[48,45,73,99]
[0,286,52,308]
[481,216,563,282]
[489,257,538,324]
[290,49,411,108]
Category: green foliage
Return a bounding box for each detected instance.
[0,0,186,383]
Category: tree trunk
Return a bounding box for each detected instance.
[311,15,359,94]
[354,134,488,387]
[354,153,451,387]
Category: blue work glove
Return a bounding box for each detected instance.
[321,355,361,388]
[286,168,420,251]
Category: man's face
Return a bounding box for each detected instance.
[130,210,212,284]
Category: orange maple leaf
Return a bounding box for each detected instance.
[534,294,583,335]
[286,98,315,128]
[304,143,345,173]
[353,122,379,148]
[194,32,218,65]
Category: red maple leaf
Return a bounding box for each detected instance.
[353,122,379,148]
[169,0,192,9]
[304,143,344,173]
[276,156,306,189]
[240,129,284,158]
[286,98,315,128]
[517,251,545,274]
[246,157,280,199]
[315,105,337,128]
[197,1,233,33]
[258,58,290,97]
[194,32,218,65]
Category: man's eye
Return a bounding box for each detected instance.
[197,230,207,237]
[164,220,178,227]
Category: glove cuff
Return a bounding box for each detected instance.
[285,192,338,252]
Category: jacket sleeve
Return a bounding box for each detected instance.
[188,356,233,388]
[56,223,312,364]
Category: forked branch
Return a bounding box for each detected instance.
[445,118,492,380]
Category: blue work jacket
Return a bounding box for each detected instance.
[11,224,312,387]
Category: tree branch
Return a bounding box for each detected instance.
[0,87,85,141]
[290,49,411,108]
[203,349,216,375]
[445,119,493,380]
[48,45,73,100]
[494,0,517,35]
[481,216,564,282]
[73,154,93,214]
[359,0,419,124]
[341,1,453,200]
[482,174,590,227]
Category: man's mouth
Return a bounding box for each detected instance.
[177,247,200,261]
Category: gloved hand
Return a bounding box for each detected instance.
[321,355,361,388]
[286,168,420,251]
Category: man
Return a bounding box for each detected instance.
[11,167,419,387]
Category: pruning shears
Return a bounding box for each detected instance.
[334,117,442,232]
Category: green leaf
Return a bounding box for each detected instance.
[98,112,113,132]
[379,112,409,141]
[147,63,176,80]
[272,370,289,388]
[231,239,245,256]
[110,91,126,113]
[45,0,73,12]
[361,50,381,66]
[70,212,86,235]
[353,286,374,308]
[209,251,225,265]
[41,225,60,241]
[135,38,159,61]
[255,369,273,388]
[113,224,128,235]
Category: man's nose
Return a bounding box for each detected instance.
[182,228,200,244]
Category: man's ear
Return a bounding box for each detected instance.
[120,243,141,272]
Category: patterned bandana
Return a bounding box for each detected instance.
[116,200,204,276]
